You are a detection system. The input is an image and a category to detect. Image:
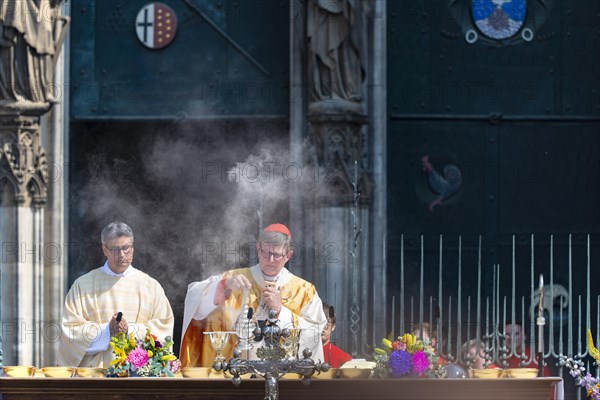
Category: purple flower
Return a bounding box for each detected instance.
[581,374,600,400]
[411,350,430,375]
[389,350,412,377]
[154,341,162,349]
[128,347,149,369]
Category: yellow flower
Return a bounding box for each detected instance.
[382,338,393,350]
[129,333,137,349]
[109,357,125,366]
[148,350,153,358]
[588,329,600,365]
[401,333,416,346]
[374,347,388,355]
[401,333,423,352]
[588,383,600,397]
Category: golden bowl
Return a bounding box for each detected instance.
[75,367,106,378]
[281,373,303,380]
[338,367,372,379]
[42,367,75,378]
[506,368,538,378]
[471,368,503,379]
[181,367,212,379]
[313,368,338,379]
[208,369,232,379]
[2,366,35,378]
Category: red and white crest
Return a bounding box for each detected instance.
[135,2,178,49]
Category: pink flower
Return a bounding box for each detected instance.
[128,347,149,369]
[411,350,430,375]
[169,359,182,374]
[393,340,406,351]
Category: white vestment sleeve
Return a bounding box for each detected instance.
[180,274,222,350]
[278,306,294,328]
[193,278,220,320]
[297,292,327,362]
[85,322,110,354]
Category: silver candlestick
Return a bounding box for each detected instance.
[536,274,545,377]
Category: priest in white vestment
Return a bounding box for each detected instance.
[58,222,174,367]
[180,223,327,367]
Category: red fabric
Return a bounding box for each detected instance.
[505,346,554,400]
[213,279,230,305]
[323,342,352,368]
[505,345,551,376]
[437,356,447,367]
[264,223,291,238]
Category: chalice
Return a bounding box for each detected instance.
[204,331,237,377]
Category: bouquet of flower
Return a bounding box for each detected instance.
[559,330,600,400]
[106,329,181,377]
[373,333,446,379]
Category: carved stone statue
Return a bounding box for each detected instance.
[307,0,368,114]
[0,0,69,114]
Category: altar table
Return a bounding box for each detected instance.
[0,377,562,400]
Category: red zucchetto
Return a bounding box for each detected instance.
[263,223,291,238]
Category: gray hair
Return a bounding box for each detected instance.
[101,222,134,244]
[257,230,291,252]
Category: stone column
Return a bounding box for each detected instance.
[369,0,388,351]
[307,112,370,356]
[43,20,70,365]
[0,0,69,366]
[289,0,309,282]
[303,0,374,356]
[0,115,49,366]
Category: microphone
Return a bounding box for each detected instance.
[247,307,254,357]
[246,307,255,368]
[116,312,123,323]
[327,306,334,362]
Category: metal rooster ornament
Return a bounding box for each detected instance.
[421,155,462,212]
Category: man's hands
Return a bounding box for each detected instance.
[225,274,252,293]
[262,283,283,313]
[109,313,128,337]
[223,274,282,313]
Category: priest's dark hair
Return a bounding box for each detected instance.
[323,302,336,325]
